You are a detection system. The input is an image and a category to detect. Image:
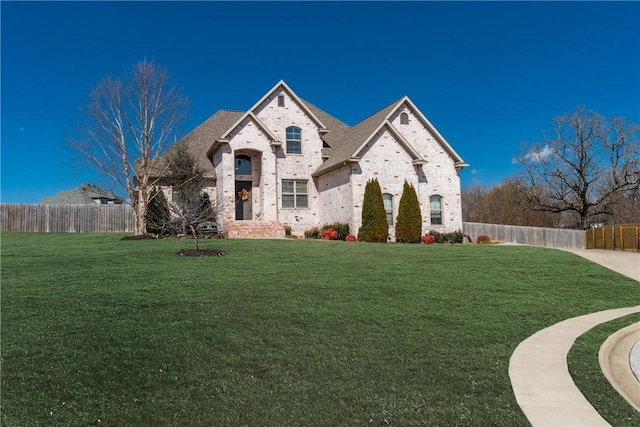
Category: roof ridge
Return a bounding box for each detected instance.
[351,96,404,126]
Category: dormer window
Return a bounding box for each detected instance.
[400,112,409,125]
[278,95,285,107]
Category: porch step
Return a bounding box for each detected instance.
[223,220,286,239]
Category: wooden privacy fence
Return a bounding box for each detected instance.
[463,222,585,250]
[585,224,640,252]
[1,204,134,233]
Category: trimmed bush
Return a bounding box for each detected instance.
[345,234,357,242]
[322,228,338,240]
[304,227,321,239]
[322,223,350,241]
[428,230,465,244]
[477,235,491,244]
[358,179,388,243]
[421,234,436,244]
[396,181,422,243]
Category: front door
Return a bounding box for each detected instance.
[235,180,252,220]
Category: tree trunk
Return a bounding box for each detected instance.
[189,224,200,250]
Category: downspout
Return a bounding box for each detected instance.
[275,147,280,222]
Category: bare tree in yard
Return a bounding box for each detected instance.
[69,60,189,235]
[462,178,562,227]
[517,107,640,229]
[164,144,216,250]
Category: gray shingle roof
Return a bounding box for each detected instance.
[312,98,403,176]
[150,110,244,180]
[155,82,465,182]
[40,184,120,204]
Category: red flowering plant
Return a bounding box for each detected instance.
[421,234,435,244]
[345,234,357,242]
[322,228,339,240]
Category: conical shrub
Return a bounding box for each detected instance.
[395,180,422,243]
[358,178,388,242]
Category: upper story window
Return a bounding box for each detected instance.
[430,195,443,225]
[235,154,252,175]
[282,179,308,208]
[382,193,393,225]
[278,95,285,107]
[286,126,302,154]
[400,112,409,125]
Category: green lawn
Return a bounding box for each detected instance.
[1,233,638,426]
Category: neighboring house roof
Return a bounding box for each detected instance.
[40,184,121,204]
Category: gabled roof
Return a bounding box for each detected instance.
[313,96,467,176]
[156,82,467,182]
[312,99,399,176]
[397,97,467,167]
[41,184,121,204]
[150,110,244,179]
[208,111,282,155]
[217,80,329,143]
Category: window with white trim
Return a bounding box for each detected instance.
[400,112,409,125]
[286,126,302,154]
[382,193,393,225]
[430,195,443,225]
[282,179,308,208]
[278,95,285,107]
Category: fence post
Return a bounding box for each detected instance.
[611,226,615,250]
[620,226,624,251]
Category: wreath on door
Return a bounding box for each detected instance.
[238,188,249,201]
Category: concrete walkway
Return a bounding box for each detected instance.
[509,306,640,426]
[564,248,640,282]
[599,321,640,412]
[509,248,640,426]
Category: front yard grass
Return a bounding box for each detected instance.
[1,232,638,426]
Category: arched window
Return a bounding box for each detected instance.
[382,193,394,225]
[400,112,409,125]
[235,154,251,175]
[430,195,443,225]
[286,126,302,154]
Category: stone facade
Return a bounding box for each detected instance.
[159,81,468,239]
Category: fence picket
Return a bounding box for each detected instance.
[0,204,134,233]
[463,222,585,249]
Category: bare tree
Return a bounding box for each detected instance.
[164,144,217,250]
[69,60,189,235]
[517,107,640,229]
[462,177,561,227]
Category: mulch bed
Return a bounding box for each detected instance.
[176,248,227,257]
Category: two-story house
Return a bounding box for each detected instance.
[152,80,468,239]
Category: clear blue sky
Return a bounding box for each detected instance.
[2,1,639,203]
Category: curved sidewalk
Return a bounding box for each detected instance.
[599,321,640,412]
[509,306,640,426]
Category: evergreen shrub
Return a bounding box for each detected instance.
[395,181,422,243]
[146,187,170,235]
[358,179,388,242]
